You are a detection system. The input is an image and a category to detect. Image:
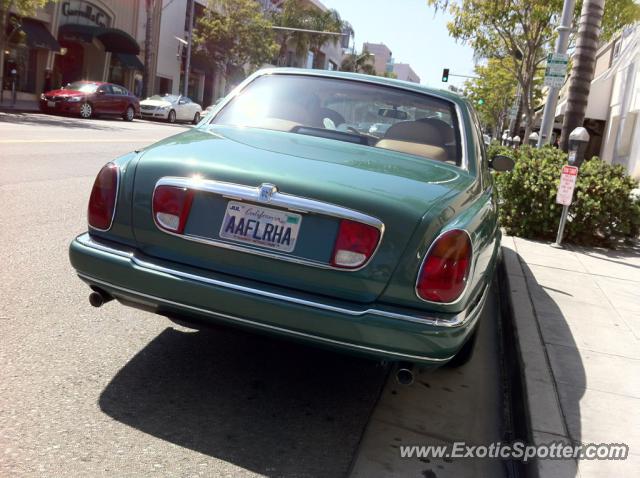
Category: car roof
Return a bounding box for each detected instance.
[254,68,464,104]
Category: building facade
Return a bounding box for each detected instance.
[362,42,393,76]
[555,24,640,178]
[2,0,145,103]
[393,63,420,83]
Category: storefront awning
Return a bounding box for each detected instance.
[113,52,144,70]
[58,24,140,55]
[19,18,60,52]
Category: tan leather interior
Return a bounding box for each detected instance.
[247,118,300,132]
[375,120,452,162]
[376,139,449,162]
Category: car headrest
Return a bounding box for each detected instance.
[417,118,455,144]
[383,121,444,146]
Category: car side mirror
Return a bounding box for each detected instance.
[97,90,105,95]
[489,154,515,172]
[179,99,186,104]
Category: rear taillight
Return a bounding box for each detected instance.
[416,229,472,303]
[152,185,194,234]
[88,162,119,230]
[331,219,380,269]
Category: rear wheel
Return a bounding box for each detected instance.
[123,105,135,122]
[79,102,92,119]
[167,109,176,123]
[192,112,201,124]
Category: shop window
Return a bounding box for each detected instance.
[108,56,125,87]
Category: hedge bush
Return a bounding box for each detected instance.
[494,146,640,247]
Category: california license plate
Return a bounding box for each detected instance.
[47,101,55,107]
[219,201,302,253]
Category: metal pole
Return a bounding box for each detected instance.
[183,0,195,97]
[537,0,576,147]
[555,205,570,246]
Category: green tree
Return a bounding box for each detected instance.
[0,0,52,83]
[427,0,640,139]
[428,0,562,140]
[194,0,278,90]
[464,58,518,137]
[596,0,640,41]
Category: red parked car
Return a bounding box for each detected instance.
[40,81,140,121]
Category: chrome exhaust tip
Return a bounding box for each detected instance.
[89,289,113,308]
[395,362,415,386]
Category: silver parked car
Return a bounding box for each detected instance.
[140,94,202,124]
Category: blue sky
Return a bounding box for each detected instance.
[320,0,476,88]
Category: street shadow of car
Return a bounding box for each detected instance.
[98,324,388,477]
[517,258,586,455]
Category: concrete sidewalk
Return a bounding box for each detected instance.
[502,236,640,477]
[0,99,40,113]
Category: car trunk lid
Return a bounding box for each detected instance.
[130,126,472,303]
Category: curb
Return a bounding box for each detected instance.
[499,241,579,478]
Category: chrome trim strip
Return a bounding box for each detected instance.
[88,162,120,233]
[75,234,486,327]
[415,228,476,306]
[152,177,385,272]
[77,272,455,363]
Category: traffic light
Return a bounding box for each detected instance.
[442,68,449,82]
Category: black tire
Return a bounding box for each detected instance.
[446,327,478,368]
[123,105,135,122]
[192,112,201,124]
[167,109,176,123]
[79,102,93,119]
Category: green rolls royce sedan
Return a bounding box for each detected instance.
[69,69,513,379]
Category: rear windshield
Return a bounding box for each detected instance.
[211,74,462,167]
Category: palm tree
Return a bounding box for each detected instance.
[559,0,605,151]
[270,0,313,66]
[307,8,345,69]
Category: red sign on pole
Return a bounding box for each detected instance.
[556,165,579,206]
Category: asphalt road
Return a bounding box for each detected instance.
[0,112,506,478]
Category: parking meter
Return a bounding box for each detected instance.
[502,132,508,146]
[506,136,513,147]
[568,127,590,167]
[513,135,521,148]
[529,132,539,146]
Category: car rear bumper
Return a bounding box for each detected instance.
[69,233,487,364]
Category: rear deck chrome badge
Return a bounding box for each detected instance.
[258,183,277,203]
